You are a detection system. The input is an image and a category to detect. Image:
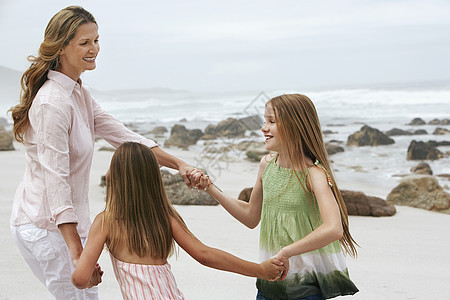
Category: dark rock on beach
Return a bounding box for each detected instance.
[347,125,395,146]
[408,118,426,125]
[161,170,217,205]
[433,127,450,135]
[340,190,396,217]
[406,140,443,161]
[0,126,14,151]
[204,115,262,139]
[325,143,344,156]
[385,128,413,136]
[411,162,433,175]
[164,124,203,149]
[387,175,450,214]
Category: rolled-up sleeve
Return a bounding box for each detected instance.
[34,103,77,226]
[92,98,157,149]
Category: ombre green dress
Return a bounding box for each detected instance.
[256,157,358,299]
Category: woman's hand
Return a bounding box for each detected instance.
[186,168,211,190]
[258,257,287,281]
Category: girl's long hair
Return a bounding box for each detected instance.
[9,6,96,143]
[105,142,188,259]
[268,94,358,257]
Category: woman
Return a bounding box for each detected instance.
[9,6,199,299]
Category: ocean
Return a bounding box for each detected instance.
[91,86,450,198]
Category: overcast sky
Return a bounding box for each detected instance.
[0,0,449,92]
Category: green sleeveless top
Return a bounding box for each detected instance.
[256,157,358,299]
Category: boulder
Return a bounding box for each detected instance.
[433,127,450,135]
[347,125,395,146]
[161,170,217,205]
[340,190,396,217]
[406,140,443,160]
[413,129,428,135]
[385,128,413,136]
[0,126,14,151]
[0,117,8,127]
[149,126,168,135]
[408,118,426,125]
[164,124,203,149]
[246,150,269,162]
[205,115,262,138]
[410,162,433,175]
[238,187,253,202]
[386,175,450,214]
[325,143,344,156]
[428,118,450,125]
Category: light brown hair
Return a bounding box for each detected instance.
[105,142,188,259]
[268,94,358,257]
[9,6,96,142]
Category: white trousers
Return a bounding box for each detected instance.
[11,223,98,300]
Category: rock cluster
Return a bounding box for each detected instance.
[0,126,14,151]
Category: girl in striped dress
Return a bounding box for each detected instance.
[205,94,359,299]
[71,142,286,300]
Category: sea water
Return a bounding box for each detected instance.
[92,86,450,198]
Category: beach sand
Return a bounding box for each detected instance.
[1,142,449,299]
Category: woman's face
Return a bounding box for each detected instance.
[59,22,100,81]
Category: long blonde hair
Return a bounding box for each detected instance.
[268,94,358,257]
[9,6,96,143]
[105,142,188,259]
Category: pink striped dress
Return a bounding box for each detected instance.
[110,253,185,300]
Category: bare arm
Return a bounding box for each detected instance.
[204,155,270,228]
[71,214,107,289]
[58,223,83,267]
[151,146,197,188]
[171,217,284,280]
[275,166,343,259]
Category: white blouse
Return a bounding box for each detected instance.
[10,70,157,237]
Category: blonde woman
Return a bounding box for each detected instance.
[71,142,286,299]
[9,6,200,299]
[205,94,359,299]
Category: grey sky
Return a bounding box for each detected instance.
[0,0,449,92]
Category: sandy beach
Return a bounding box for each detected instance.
[1,142,450,300]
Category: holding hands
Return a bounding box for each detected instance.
[259,257,290,281]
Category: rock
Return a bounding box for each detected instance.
[323,130,337,135]
[406,140,443,160]
[428,118,450,125]
[413,129,428,135]
[99,146,115,152]
[246,150,269,162]
[232,141,266,152]
[238,187,253,202]
[408,118,426,125]
[411,162,433,175]
[433,127,450,135]
[161,170,217,205]
[385,128,413,136]
[164,124,203,149]
[205,115,262,138]
[340,190,396,216]
[366,196,397,217]
[0,126,14,151]
[325,143,344,156]
[386,175,450,214]
[346,125,395,146]
[427,140,450,147]
[149,126,168,135]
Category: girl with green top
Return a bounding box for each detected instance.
[203,94,359,299]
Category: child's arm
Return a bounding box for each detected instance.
[171,217,286,281]
[71,213,108,289]
[274,166,343,261]
[199,155,270,229]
